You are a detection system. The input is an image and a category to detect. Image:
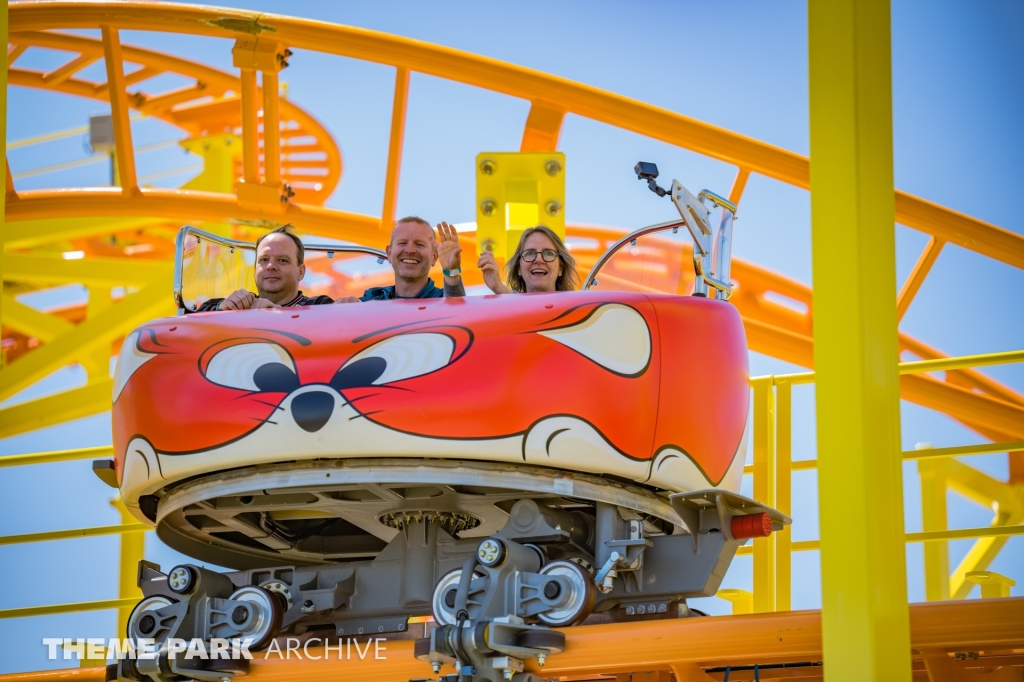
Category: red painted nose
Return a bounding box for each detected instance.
[731,512,773,540]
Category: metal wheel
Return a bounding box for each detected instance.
[126,596,173,640]
[229,586,283,651]
[431,567,486,626]
[516,628,566,653]
[536,560,596,627]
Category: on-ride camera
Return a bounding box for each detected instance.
[634,161,669,197]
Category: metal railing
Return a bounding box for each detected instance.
[173,225,388,313]
[739,348,1024,613]
[0,447,149,633]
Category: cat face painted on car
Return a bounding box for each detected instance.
[112,292,749,513]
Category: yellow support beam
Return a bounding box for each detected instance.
[112,499,145,636]
[775,379,793,612]
[85,285,114,379]
[0,522,149,545]
[918,459,950,601]
[1,217,166,252]
[0,281,171,401]
[965,571,1016,599]
[809,1,912,681]
[1,294,75,342]
[180,133,243,193]
[943,458,1024,600]
[899,349,1024,374]
[716,589,753,615]
[948,512,1023,601]
[0,378,113,439]
[912,522,1024,544]
[1,0,7,332]
[944,459,1024,514]
[0,597,139,620]
[380,66,409,232]
[3,253,172,287]
[737,524,1024,557]
[750,376,776,612]
[751,439,1024,473]
[0,444,113,468]
[906,440,1024,460]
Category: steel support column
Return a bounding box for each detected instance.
[1,0,7,333]
[112,499,144,638]
[751,377,777,612]
[808,1,912,680]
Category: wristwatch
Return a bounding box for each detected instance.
[442,267,462,277]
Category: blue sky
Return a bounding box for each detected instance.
[2,0,1023,674]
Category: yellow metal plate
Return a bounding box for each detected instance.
[475,151,565,259]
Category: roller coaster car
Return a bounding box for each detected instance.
[107,167,790,682]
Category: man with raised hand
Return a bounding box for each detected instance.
[193,225,335,312]
[336,217,465,302]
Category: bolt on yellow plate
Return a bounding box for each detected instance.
[475,151,566,260]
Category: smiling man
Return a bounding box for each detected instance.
[192,225,335,312]
[339,216,465,302]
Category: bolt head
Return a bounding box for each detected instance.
[138,614,156,635]
[479,159,497,175]
[231,605,248,625]
[477,538,504,566]
[480,199,497,217]
[545,159,562,176]
[545,200,562,217]
[168,566,194,594]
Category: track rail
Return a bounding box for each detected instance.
[7,29,340,204]
[0,598,1019,682]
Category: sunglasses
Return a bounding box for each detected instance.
[522,249,558,263]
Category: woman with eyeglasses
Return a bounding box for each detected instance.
[477,225,581,294]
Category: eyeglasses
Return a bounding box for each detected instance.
[522,249,558,263]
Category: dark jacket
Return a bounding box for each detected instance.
[359,278,465,301]
[189,291,335,313]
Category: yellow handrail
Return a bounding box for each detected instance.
[0,447,143,627]
[0,523,149,546]
[0,445,113,468]
[0,598,139,620]
[744,348,1024,612]
[739,525,1024,557]
[746,440,1024,474]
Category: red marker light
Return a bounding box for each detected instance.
[731,512,773,540]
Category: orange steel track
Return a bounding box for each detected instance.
[1,598,1020,682]
[4,1,1024,457]
[7,30,341,205]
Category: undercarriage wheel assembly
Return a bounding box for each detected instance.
[126,595,174,639]
[536,560,596,627]
[516,628,567,653]
[431,567,485,626]
[229,586,283,650]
